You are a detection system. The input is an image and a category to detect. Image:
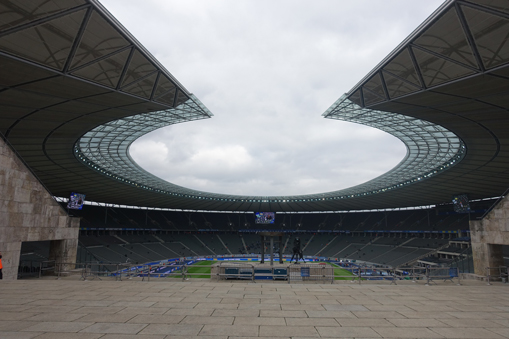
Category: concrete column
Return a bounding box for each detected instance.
[49,239,78,265]
[0,242,21,280]
[470,194,509,277]
[471,242,505,276]
[1,136,80,280]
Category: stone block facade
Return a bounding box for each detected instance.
[0,137,79,280]
[470,194,509,275]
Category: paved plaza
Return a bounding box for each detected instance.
[0,278,508,339]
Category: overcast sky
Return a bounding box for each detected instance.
[100,0,444,197]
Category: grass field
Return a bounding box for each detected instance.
[329,263,357,280]
[185,260,216,278]
[171,261,356,280]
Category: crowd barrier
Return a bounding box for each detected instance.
[34,259,467,287]
[287,263,334,283]
[486,266,508,285]
[216,262,255,282]
[37,260,56,278]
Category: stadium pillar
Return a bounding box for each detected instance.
[0,242,21,280]
[470,194,509,276]
[470,242,504,276]
[0,136,80,280]
[49,239,78,272]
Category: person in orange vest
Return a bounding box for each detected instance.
[0,251,3,279]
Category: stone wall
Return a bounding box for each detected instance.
[0,137,79,280]
[469,194,509,275]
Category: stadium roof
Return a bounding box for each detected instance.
[1,0,508,212]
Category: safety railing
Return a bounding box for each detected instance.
[216,262,255,282]
[139,262,188,281]
[287,263,334,284]
[333,265,461,285]
[486,266,508,285]
[32,260,466,287]
[39,260,56,278]
[18,261,42,279]
[44,260,191,281]
[78,263,129,281]
[357,267,400,285]
[421,266,461,285]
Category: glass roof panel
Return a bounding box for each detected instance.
[0,0,85,32]
[70,10,130,69]
[72,93,460,203]
[382,49,422,87]
[414,7,477,68]
[412,46,475,87]
[462,5,509,69]
[0,9,85,70]
[71,48,130,88]
[120,49,158,87]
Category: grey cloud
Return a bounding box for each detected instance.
[103,0,441,196]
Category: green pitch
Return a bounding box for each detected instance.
[171,260,356,280]
[185,260,216,278]
[329,263,356,280]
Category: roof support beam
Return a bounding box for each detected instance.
[63,7,94,74]
[454,3,486,73]
[0,4,91,38]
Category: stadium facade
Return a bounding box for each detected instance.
[1,0,509,279]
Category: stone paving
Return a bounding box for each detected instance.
[0,278,508,338]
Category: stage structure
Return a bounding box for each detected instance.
[258,232,284,266]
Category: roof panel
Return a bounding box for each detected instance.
[153,75,176,99]
[19,75,110,100]
[414,7,477,68]
[382,71,420,99]
[362,88,385,106]
[120,49,157,87]
[363,73,386,99]
[71,48,131,88]
[382,48,422,87]
[0,0,85,32]
[0,9,86,70]
[154,87,176,106]
[412,46,476,87]
[121,72,157,99]
[471,0,509,15]
[348,89,362,106]
[0,88,66,110]
[0,54,57,87]
[70,9,130,69]
[432,73,509,98]
[77,91,144,108]
[462,5,509,69]
[1,0,508,212]
[174,90,189,107]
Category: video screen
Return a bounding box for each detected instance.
[255,212,275,224]
[67,192,85,210]
[452,194,470,213]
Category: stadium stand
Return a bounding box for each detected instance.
[17,199,494,271]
